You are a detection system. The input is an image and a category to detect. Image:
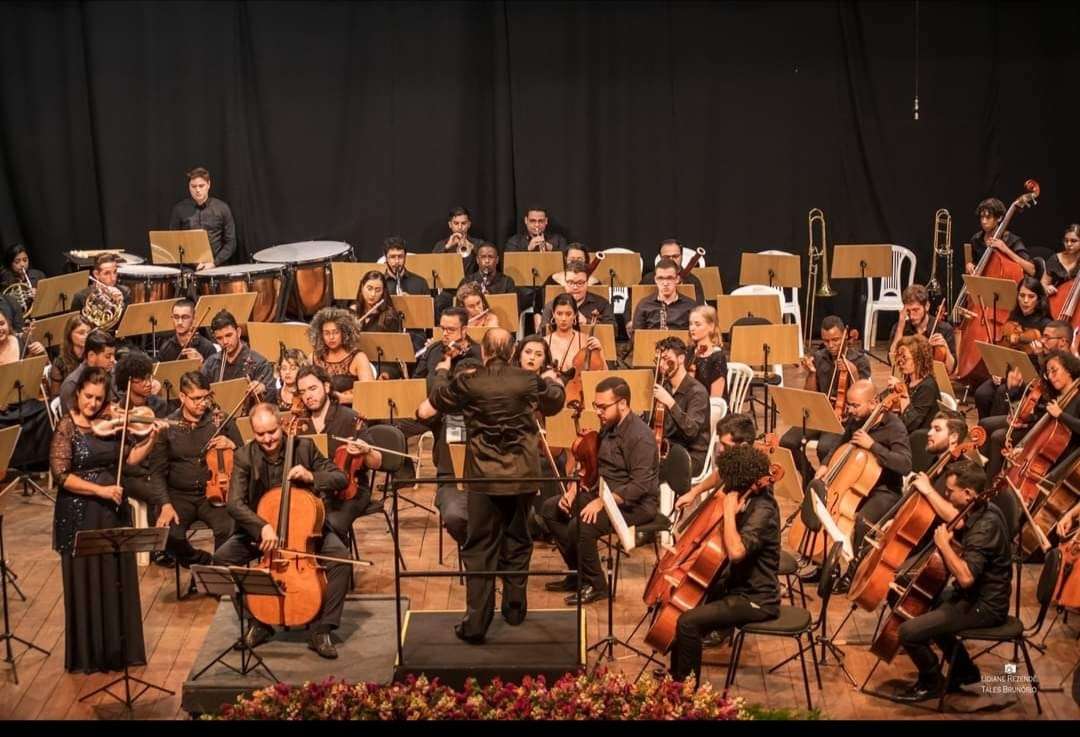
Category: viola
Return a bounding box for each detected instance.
[786,387,904,562]
[331,414,370,501]
[848,426,987,611]
[953,179,1040,385]
[998,320,1043,354]
[246,402,328,628]
[642,463,783,653]
[928,301,948,364]
[1002,376,1080,505]
[564,309,604,409]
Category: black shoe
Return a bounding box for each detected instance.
[797,564,821,583]
[179,550,213,569]
[545,576,578,592]
[894,676,944,703]
[833,573,853,595]
[502,603,527,626]
[242,622,274,650]
[308,630,338,659]
[150,551,174,568]
[946,667,981,693]
[565,585,608,605]
[454,623,486,644]
[703,628,733,649]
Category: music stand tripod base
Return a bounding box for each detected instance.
[1,514,50,684]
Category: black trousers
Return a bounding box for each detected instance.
[541,489,655,591]
[324,489,371,544]
[212,529,352,634]
[165,490,234,562]
[459,491,534,638]
[851,486,901,561]
[670,593,775,683]
[979,414,1011,480]
[899,589,1003,683]
[435,483,469,546]
[780,427,843,482]
[974,379,1011,420]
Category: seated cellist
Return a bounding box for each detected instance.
[668,444,780,685]
[814,380,912,591]
[896,460,1011,702]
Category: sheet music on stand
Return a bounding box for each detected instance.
[599,477,636,552]
[811,493,853,562]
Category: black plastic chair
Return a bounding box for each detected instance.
[355,424,409,572]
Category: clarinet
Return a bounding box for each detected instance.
[659,302,668,330]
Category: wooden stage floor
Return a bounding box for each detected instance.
[1,356,1078,720]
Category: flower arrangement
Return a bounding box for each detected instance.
[207,669,755,721]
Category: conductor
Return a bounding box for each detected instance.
[417,328,566,642]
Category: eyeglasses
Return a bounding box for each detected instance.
[655,275,678,283]
[183,393,213,404]
[592,400,620,412]
[565,280,587,288]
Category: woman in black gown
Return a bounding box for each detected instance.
[50,366,161,673]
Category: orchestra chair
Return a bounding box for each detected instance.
[725,362,754,416]
[770,542,856,687]
[863,245,916,351]
[935,546,1060,714]
[758,249,803,337]
[173,520,211,600]
[359,424,410,574]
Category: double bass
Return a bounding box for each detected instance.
[953,179,1041,385]
[642,461,783,653]
[245,406,328,628]
[847,426,987,611]
[786,387,904,562]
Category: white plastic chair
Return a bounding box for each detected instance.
[864,245,917,350]
[129,498,151,566]
[601,247,641,316]
[660,396,728,546]
[758,250,802,335]
[939,392,958,411]
[653,248,709,270]
[726,362,754,415]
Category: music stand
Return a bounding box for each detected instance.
[116,298,182,356]
[330,262,384,301]
[932,360,954,400]
[390,295,435,330]
[148,229,213,266]
[0,513,49,684]
[715,294,783,333]
[581,370,654,414]
[831,245,893,357]
[730,324,801,433]
[246,322,312,364]
[0,357,51,502]
[977,341,1039,384]
[434,326,497,344]
[28,272,88,317]
[152,358,202,405]
[543,284,612,305]
[355,333,416,378]
[405,253,465,295]
[0,426,29,600]
[594,252,643,289]
[73,526,172,710]
[188,565,282,683]
[691,266,723,300]
[502,252,563,290]
[963,275,1018,345]
[26,311,77,353]
[484,293,519,333]
[630,329,691,368]
[740,252,802,289]
[211,378,250,417]
[194,293,257,327]
[627,285,696,316]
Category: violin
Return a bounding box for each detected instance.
[331,414,370,501]
[650,348,671,459]
[246,400,328,628]
[998,320,1043,354]
[927,301,948,364]
[200,383,262,507]
[91,405,175,438]
[643,462,783,653]
[848,426,987,611]
[564,309,604,409]
[953,179,1040,385]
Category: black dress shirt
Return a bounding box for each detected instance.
[433,235,482,275]
[156,333,217,363]
[226,437,347,539]
[296,402,365,455]
[598,412,660,518]
[154,408,243,494]
[504,232,569,253]
[169,196,237,266]
[641,270,706,305]
[70,284,133,313]
[413,339,483,388]
[386,268,431,297]
[823,411,912,495]
[956,501,1013,619]
[200,343,275,396]
[540,291,615,327]
[664,374,711,474]
[890,319,957,361]
[426,358,565,495]
[717,491,781,612]
[630,293,696,334]
[899,375,941,433]
[456,271,517,296]
[970,230,1029,267]
[810,346,872,395]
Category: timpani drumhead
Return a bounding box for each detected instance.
[117,264,181,278]
[196,262,285,278]
[252,241,351,266]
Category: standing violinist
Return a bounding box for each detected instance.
[545,294,605,381]
[895,460,1012,702]
[629,258,696,338]
[887,335,941,434]
[814,380,911,591]
[417,329,566,642]
[972,282,1054,420]
[294,364,381,542]
[780,316,870,481]
[152,372,240,567]
[668,444,780,685]
[964,197,1035,278]
[541,377,659,605]
[212,403,351,659]
[888,285,955,374]
[653,337,711,476]
[156,299,216,363]
[687,305,728,399]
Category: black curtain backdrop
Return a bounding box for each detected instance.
[3,1,1080,328]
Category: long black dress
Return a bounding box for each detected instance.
[50,416,146,674]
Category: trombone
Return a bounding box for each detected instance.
[803,208,836,349]
[925,208,953,307]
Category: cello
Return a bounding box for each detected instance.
[642,460,783,653]
[1052,529,1080,610]
[785,386,904,562]
[1001,374,1080,505]
[848,426,987,612]
[953,179,1041,385]
[245,405,328,628]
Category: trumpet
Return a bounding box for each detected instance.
[445,233,474,258]
[926,208,953,306]
[803,208,836,349]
